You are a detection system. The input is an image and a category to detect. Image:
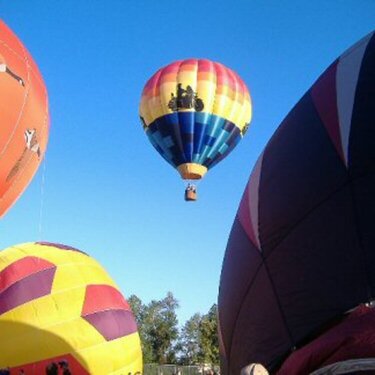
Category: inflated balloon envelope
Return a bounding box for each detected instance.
[218,31,375,374]
[139,59,252,201]
[0,242,142,374]
[0,20,49,217]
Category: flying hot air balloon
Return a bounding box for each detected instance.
[139,59,252,201]
[0,20,49,217]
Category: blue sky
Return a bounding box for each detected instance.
[0,1,374,325]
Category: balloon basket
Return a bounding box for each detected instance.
[185,187,197,202]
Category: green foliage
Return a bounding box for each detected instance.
[128,294,154,363]
[129,292,179,364]
[179,313,202,364]
[129,293,219,367]
[179,304,219,366]
[198,304,219,365]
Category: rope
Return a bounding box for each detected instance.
[38,155,47,241]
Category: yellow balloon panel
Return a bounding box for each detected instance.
[0,242,142,375]
[140,58,252,133]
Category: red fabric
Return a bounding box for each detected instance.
[238,185,258,249]
[277,305,375,374]
[81,284,129,315]
[311,61,344,161]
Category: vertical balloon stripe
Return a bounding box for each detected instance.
[178,111,194,162]
[166,116,184,165]
[193,112,211,158]
[226,68,240,125]
[336,32,373,166]
[205,126,229,160]
[239,152,263,250]
[311,62,343,162]
[178,59,198,91]
[147,115,186,166]
[205,126,241,168]
[233,75,247,127]
[230,68,247,129]
[173,61,189,164]
[241,91,252,133]
[216,68,242,147]
[192,122,206,163]
[159,68,176,117]
[213,63,232,120]
[198,59,217,115]
[216,128,241,167]
[179,60,198,161]
[192,60,205,164]
[151,69,164,123]
[197,115,225,164]
[205,121,236,163]
[146,129,175,166]
[196,60,217,164]
[216,62,235,91]
[143,67,162,92]
[163,61,181,75]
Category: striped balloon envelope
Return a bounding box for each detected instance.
[0,242,142,375]
[139,59,251,199]
[0,20,49,217]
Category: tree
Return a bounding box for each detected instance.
[128,294,219,366]
[128,294,143,322]
[145,292,179,364]
[128,294,154,363]
[198,304,219,366]
[178,304,219,366]
[179,313,202,365]
[128,292,180,364]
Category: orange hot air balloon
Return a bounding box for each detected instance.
[0,20,49,217]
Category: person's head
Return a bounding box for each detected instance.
[58,360,68,368]
[240,364,268,375]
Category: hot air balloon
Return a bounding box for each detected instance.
[0,242,142,374]
[139,59,251,201]
[218,31,375,374]
[0,20,49,217]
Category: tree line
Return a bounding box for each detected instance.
[128,292,219,366]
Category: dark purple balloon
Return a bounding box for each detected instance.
[218,31,375,374]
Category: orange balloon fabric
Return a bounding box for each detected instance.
[0,20,49,217]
